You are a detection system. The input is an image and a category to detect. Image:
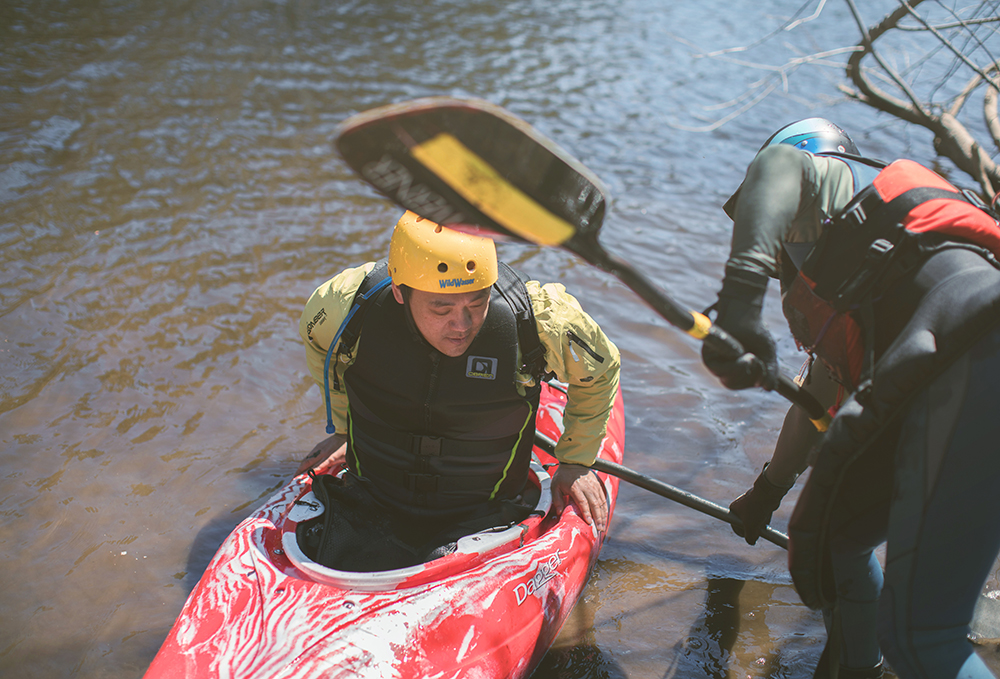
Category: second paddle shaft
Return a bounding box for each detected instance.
[590,458,790,550]
[534,429,789,550]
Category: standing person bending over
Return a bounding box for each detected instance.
[702,118,1000,679]
[297,211,620,571]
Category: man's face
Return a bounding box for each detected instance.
[392,284,491,357]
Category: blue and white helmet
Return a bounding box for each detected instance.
[761,117,859,155]
[723,118,859,219]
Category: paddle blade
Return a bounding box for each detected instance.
[334,97,608,247]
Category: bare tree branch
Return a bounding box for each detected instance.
[894,17,1000,32]
[841,0,1000,197]
[668,0,1000,195]
[899,0,1000,94]
[952,73,986,117]
[933,111,998,199]
[983,67,1000,152]
[666,34,858,132]
[842,0,932,123]
[696,0,830,58]
[667,81,780,133]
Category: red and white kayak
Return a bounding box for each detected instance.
[145,381,625,679]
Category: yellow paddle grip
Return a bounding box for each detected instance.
[810,413,831,432]
[687,311,713,340]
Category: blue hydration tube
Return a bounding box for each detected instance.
[322,276,393,434]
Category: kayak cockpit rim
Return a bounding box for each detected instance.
[278,460,553,592]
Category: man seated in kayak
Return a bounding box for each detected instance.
[702,118,1000,679]
[296,210,620,570]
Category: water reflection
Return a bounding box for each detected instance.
[536,643,629,679]
[3,0,999,677]
[665,577,745,679]
[535,601,628,679]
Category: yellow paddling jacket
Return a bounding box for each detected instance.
[300,261,620,511]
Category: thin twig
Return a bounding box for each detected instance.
[665,80,780,132]
[898,0,1000,93]
[982,67,1000,151]
[933,0,1000,72]
[694,0,828,58]
[893,16,1000,31]
[948,73,984,117]
[786,0,830,31]
[844,0,932,119]
[702,46,860,74]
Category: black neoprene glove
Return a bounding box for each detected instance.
[729,464,791,545]
[701,270,778,390]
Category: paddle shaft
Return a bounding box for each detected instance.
[573,238,828,428]
[334,97,828,428]
[545,438,1000,642]
[337,99,999,641]
[592,458,789,550]
[535,431,789,550]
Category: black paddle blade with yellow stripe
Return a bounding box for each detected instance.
[335,97,832,430]
[334,97,607,248]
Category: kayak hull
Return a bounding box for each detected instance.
[145,382,625,679]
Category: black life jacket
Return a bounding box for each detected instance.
[789,246,1000,610]
[781,155,1000,391]
[334,260,547,518]
[781,158,1000,610]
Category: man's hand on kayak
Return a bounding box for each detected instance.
[296,433,348,475]
[551,462,608,532]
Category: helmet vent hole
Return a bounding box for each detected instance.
[437,262,448,273]
[434,225,443,233]
[467,261,476,272]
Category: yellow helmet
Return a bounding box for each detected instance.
[388,211,498,293]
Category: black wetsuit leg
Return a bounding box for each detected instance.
[878,324,1000,679]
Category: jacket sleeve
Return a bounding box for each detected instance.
[298,262,375,434]
[726,145,857,279]
[527,281,621,466]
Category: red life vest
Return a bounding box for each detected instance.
[782,159,1000,391]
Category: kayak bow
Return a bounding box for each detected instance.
[145,381,625,679]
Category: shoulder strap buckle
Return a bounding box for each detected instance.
[868,237,894,259]
[960,187,1000,221]
[961,187,989,210]
[835,184,880,229]
[845,202,867,228]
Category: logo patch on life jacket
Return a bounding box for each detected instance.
[466,356,498,380]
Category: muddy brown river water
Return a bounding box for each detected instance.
[3,1,999,677]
